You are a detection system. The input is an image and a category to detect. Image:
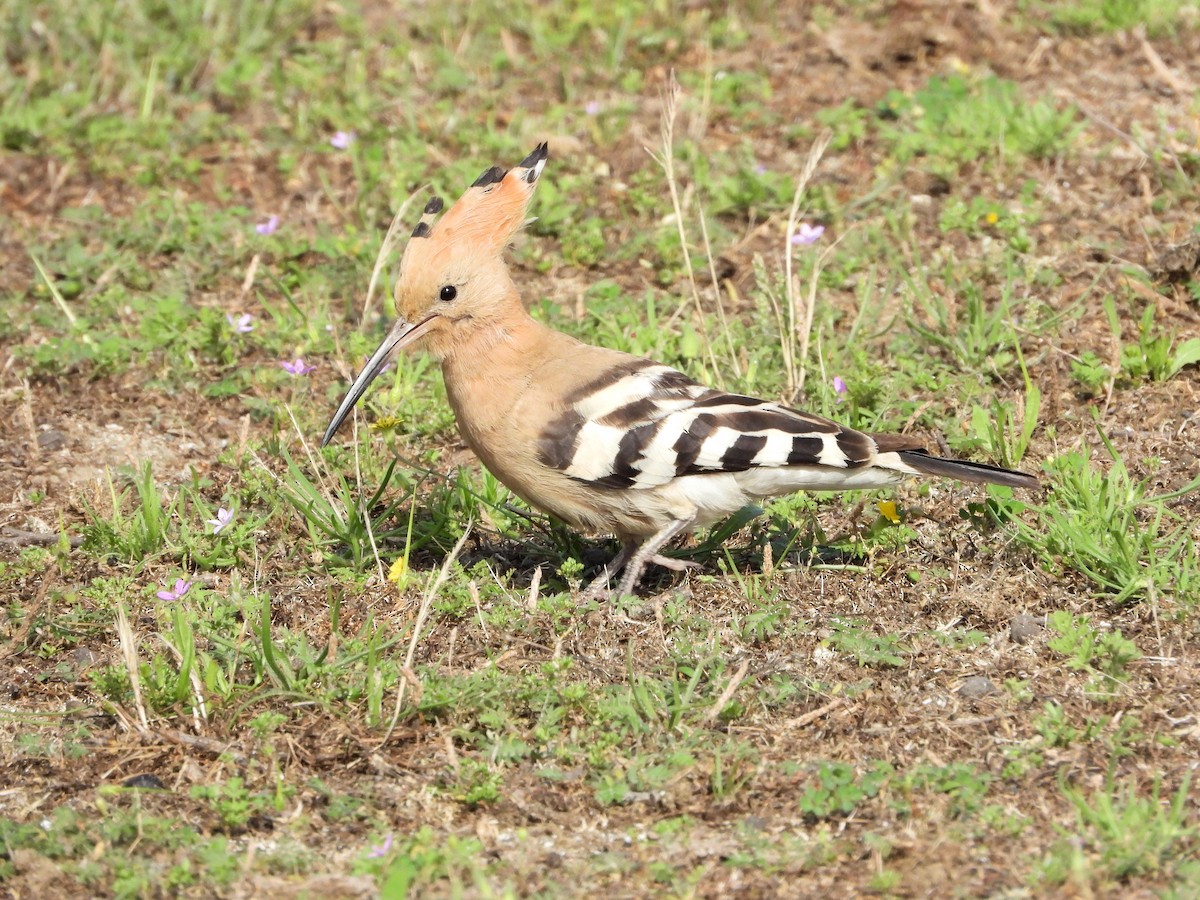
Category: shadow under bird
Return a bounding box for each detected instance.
[321,143,1039,598]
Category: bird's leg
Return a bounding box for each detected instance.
[579,518,697,602]
[615,517,695,599]
[580,540,637,602]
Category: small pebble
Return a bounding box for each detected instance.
[1010,614,1045,645]
[72,647,101,668]
[122,774,166,790]
[958,676,997,698]
[37,430,66,451]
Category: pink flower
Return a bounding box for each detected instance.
[791,223,825,245]
[156,578,192,602]
[255,215,280,236]
[584,100,602,116]
[367,833,393,858]
[280,358,317,376]
[330,131,356,150]
[207,508,234,534]
[225,313,254,334]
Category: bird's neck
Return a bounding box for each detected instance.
[441,299,548,375]
[439,300,558,445]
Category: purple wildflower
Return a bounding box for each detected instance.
[280,358,317,376]
[207,508,234,535]
[833,376,847,402]
[225,313,254,334]
[367,834,393,858]
[753,163,768,175]
[330,131,356,150]
[255,215,280,236]
[156,578,192,602]
[791,223,825,246]
[584,100,602,116]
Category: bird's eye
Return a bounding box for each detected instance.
[439,285,457,302]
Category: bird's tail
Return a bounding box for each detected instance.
[892,449,1040,490]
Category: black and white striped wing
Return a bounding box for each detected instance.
[537,360,876,490]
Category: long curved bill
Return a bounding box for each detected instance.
[320,318,428,447]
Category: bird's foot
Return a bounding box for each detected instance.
[579,553,700,603]
[578,521,698,603]
[647,554,701,573]
[579,570,618,603]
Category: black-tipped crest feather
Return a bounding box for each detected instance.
[472,166,506,188]
[519,142,549,170]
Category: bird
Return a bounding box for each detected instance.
[321,143,1039,599]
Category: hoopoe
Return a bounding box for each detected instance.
[322,143,1039,599]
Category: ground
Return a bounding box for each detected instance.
[2,1,1200,897]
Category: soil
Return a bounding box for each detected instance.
[2,2,1200,897]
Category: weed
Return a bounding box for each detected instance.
[191,777,284,832]
[1016,428,1200,603]
[799,760,893,819]
[279,450,414,569]
[1037,0,1194,36]
[1032,702,1109,749]
[902,763,993,817]
[907,274,1019,373]
[815,99,870,150]
[733,594,791,645]
[939,194,1035,253]
[1046,611,1143,686]
[880,74,1082,175]
[710,740,760,800]
[82,463,171,564]
[447,758,505,807]
[358,827,493,895]
[826,619,907,668]
[1005,678,1036,704]
[1070,350,1112,395]
[1036,775,1196,888]
[1115,302,1200,384]
[952,381,1041,470]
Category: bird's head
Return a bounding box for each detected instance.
[321,142,548,446]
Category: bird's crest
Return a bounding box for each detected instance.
[400,142,548,278]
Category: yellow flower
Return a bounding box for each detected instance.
[877,501,901,524]
[387,556,408,584]
[985,212,999,225]
[369,416,403,433]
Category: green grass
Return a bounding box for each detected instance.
[1038,775,1197,889]
[3,0,1200,896]
[1029,0,1196,35]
